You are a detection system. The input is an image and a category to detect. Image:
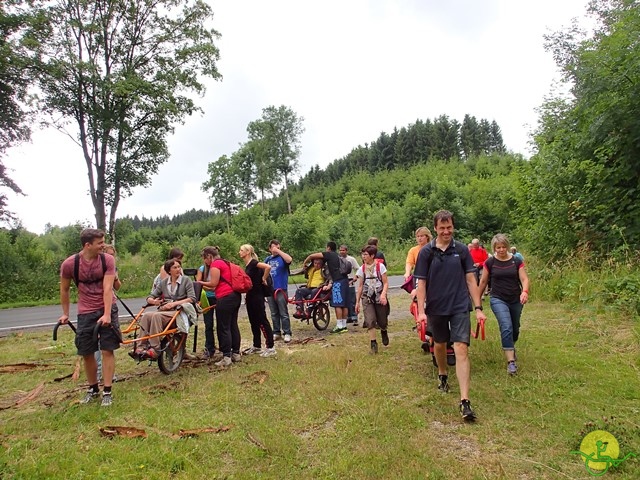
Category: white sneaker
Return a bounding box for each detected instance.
[260,348,277,357]
[284,334,292,343]
[214,356,232,367]
[273,334,282,341]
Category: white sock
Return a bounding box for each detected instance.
[339,319,346,328]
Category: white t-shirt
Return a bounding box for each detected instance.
[356,262,387,299]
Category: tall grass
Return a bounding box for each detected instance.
[527,249,640,318]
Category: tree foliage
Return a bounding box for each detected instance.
[0,1,47,222]
[298,114,504,188]
[519,0,640,259]
[247,105,305,214]
[201,154,241,231]
[34,0,221,239]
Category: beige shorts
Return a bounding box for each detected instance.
[361,297,389,330]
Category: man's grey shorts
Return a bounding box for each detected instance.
[75,305,121,355]
[428,312,471,345]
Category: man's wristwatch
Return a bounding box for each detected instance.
[474,306,483,311]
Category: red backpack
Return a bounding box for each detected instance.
[219,260,253,293]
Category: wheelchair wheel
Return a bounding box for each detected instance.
[158,334,185,375]
[312,303,331,331]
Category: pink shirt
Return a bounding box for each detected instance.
[60,253,116,314]
[211,259,234,298]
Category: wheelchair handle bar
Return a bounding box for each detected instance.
[52,320,77,341]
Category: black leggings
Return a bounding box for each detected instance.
[245,292,274,349]
[203,302,216,354]
[216,292,241,357]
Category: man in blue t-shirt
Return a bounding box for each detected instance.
[265,239,293,343]
[414,210,486,422]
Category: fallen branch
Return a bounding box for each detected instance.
[100,426,148,439]
[0,363,52,373]
[246,432,268,451]
[178,426,231,438]
[0,382,46,410]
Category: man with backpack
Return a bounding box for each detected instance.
[59,228,119,407]
[303,241,351,334]
[414,210,486,421]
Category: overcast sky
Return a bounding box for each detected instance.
[4,0,590,234]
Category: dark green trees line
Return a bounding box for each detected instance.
[299,114,504,190]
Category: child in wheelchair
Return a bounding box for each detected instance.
[293,258,332,319]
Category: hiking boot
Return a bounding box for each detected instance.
[242,346,261,355]
[260,348,277,357]
[381,330,389,346]
[101,393,113,407]
[215,356,232,367]
[438,375,449,393]
[80,390,100,404]
[284,334,292,343]
[330,326,347,334]
[507,361,518,375]
[370,340,378,354]
[202,348,215,359]
[231,353,242,363]
[460,399,477,421]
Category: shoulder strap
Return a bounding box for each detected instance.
[73,253,107,287]
[425,239,437,271]
[484,256,494,274]
[217,259,233,286]
[376,261,382,281]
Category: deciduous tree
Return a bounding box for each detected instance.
[201,154,241,232]
[521,0,640,258]
[35,0,221,239]
[247,105,304,214]
[0,1,45,222]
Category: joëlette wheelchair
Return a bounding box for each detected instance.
[53,268,213,375]
[274,286,332,331]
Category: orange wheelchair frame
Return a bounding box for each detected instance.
[53,270,214,375]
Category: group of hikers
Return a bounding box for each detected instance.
[58,209,530,421]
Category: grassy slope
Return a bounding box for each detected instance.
[0,291,638,479]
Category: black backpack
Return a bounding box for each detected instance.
[72,253,107,287]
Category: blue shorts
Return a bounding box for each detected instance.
[330,278,349,308]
